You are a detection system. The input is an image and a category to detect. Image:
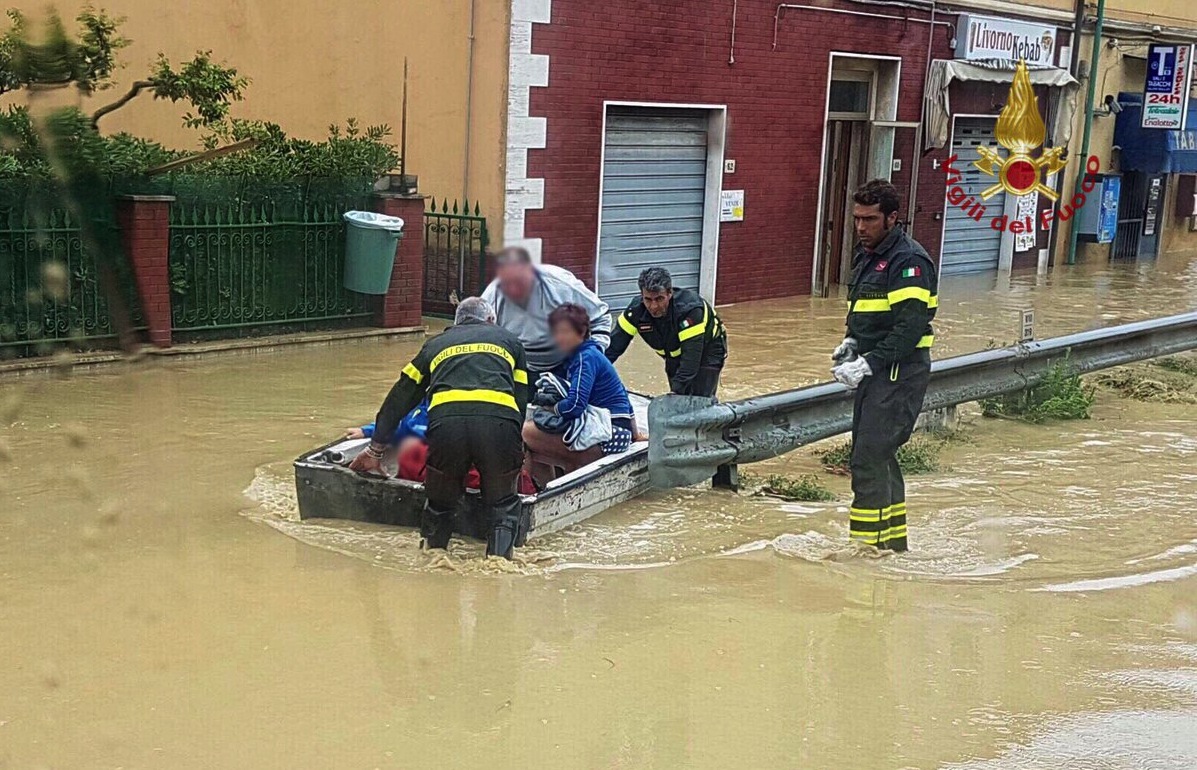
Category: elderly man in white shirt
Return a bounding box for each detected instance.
[481,247,612,377]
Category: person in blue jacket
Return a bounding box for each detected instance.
[345,401,429,445]
[522,303,638,486]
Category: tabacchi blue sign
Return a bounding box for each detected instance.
[1146,45,1176,93]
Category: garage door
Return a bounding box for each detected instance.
[597,108,709,309]
[941,117,1006,275]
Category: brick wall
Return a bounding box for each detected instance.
[117,195,175,347]
[372,194,426,329]
[523,0,955,302]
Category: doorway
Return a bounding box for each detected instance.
[814,55,903,297]
[1113,171,1167,260]
[819,119,870,296]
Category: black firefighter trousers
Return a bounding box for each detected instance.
[849,356,930,552]
[423,415,524,557]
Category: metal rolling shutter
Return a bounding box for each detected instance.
[941,118,1005,275]
[597,108,708,309]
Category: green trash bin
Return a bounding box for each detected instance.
[343,210,405,294]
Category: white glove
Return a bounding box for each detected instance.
[832,356,872,390]
[831,336,859,363]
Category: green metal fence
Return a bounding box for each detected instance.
[423,198,489,317]
[168,183,374,333]
[0,194,138,357]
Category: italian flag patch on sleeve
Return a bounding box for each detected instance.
[901,266,921,278]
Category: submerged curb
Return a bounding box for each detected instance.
[0,325,427,379]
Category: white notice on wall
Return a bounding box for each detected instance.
[1015,192,1038,252]
[720,190,744,222]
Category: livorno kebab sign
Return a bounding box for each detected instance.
[943,60,1100,235]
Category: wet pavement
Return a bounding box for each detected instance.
[1,251,1196,769]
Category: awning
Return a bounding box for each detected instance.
[1114,92,1197,173]
[924,59,1080,150]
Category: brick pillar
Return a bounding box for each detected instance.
[117,195,175,348]
[371,193,426,328]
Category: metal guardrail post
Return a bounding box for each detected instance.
[649,312,1197,489]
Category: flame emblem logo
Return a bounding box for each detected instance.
[974,60,1067,200]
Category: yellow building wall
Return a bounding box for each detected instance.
[1106,0,1197,29]
[1,0,510,236]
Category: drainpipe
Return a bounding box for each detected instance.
[1065,0,1106,265]
[462,0,477,203]
[1047,0,1088,268]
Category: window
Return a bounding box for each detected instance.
[828,79,870,115]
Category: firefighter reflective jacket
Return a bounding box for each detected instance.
[606,288,728,394]
[371,319,529,441]
[846,226,938,370]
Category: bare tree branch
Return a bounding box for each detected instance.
[90,79,153,127]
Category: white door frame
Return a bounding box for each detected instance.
[811,52,903,295]
[595,101,728,304]
[940,113,1016,272]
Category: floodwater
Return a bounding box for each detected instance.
[2,252,1197,769]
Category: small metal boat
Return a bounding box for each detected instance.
[294,395,651,542]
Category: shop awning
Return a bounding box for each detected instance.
[1114,92,1197,173]
[924,59,1080,150]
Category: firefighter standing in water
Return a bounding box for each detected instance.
[348,297,529,559]
[831,179,937,552]
[605,267,727,397]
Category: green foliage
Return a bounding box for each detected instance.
[0,7,128,95]
[818,435,943,475]
[0,9,395,188]
[817,441,853,472]
[980,359,1095,423]
[198,118,399,182]
[0,105,179,181]
[759,473,837,502]
[144,51,247,129]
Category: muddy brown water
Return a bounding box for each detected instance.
[2,253,1197,769]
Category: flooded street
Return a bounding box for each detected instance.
[3,252,1197,769]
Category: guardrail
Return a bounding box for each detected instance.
[648,311,1197,489]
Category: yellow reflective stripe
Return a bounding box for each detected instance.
[883,503,907,514]
[887,286,932,305]
[677,305,709,342]
[880,526,908,541]
[916,334,934,349]
[669,348,682,358]
[851,298,890,313]
[849,507,882,522]
[513,369,528,385]
[928,294,939,309]
[430,343,515,372]
[401,362,424,384]
[652,347,667,357]
[850,531,880,544]
[429,389,519,413]
[618,313,639,336]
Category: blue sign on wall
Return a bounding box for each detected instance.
[1097,176,1121,245]
[1146,45,1176,93]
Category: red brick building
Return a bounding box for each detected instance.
[503,0,1075,308]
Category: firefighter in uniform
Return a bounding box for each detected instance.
[605,267,728,397]
[349,297,529,559]
[831,180,937,552]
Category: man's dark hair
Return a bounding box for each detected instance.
[853,179,901,218]
[548,303,591,338]
[638,267,673,294]
[495,246,532,266]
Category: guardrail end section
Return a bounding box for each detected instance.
[648,394,729,488]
